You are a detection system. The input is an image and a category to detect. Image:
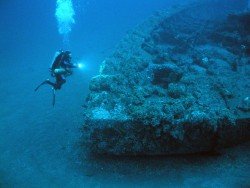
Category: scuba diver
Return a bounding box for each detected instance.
[35,50,79,106]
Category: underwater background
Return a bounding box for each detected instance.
[0,0,249,187]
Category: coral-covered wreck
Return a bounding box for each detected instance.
[82,0,250,155]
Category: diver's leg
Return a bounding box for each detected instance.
[54,75,66,90]
[51,76,66,106]
[34,79,56,91]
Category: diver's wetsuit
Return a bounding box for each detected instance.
[35,50,77,106]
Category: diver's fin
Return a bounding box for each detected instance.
[34,82,44,92]
[52,88,56,107]
[34,79,50,92]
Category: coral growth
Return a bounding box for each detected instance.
[82,0,250,155]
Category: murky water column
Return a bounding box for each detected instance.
[55,0,75,48]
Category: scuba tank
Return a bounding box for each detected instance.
[50,51,64,72]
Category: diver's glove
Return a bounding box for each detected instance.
[73,63,79,68]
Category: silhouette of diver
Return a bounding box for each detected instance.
[35,50,78,106]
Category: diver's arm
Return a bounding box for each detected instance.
[64,61,78,68]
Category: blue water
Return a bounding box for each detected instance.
[0,0,249,187]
